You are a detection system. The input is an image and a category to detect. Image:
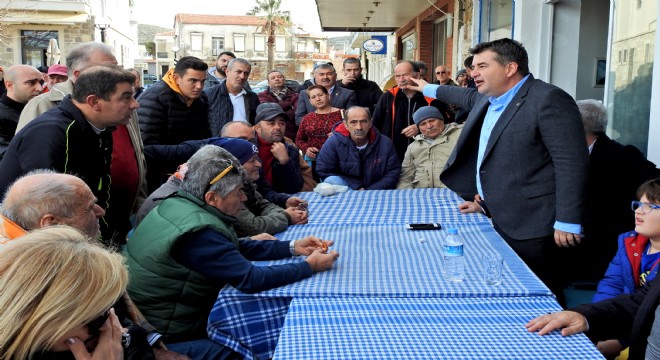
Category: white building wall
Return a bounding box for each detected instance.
[647,3,660,164]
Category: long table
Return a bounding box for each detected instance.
[206,189,602,359]
[274,297,603,359]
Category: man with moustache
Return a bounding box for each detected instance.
[372,60,453,163]
[257,70,300,140]
[0,66,140,246]
[0,65,43,159]
[316,106,400,190]
[295,63,357,126]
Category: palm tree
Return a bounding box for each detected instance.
[246,0,291,71]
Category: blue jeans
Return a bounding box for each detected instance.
[166,339,240,360]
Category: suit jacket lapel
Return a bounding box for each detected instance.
[445,96,489,167]
[331,87,340,107]
[481,76,535,164]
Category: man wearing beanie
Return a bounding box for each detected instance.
[254,103,305,194]
[136,137,308,237]
[397,106,463,189]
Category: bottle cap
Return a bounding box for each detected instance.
[448,228,458,235]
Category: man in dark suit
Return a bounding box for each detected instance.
[406,38,589,304]
[295,63,357,126]
[576,99,660,282]
[526,278,660,360]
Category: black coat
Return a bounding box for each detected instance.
[205,80,259,135]
[0,96,116,240]
[0,94,24,160]
[576,135,660,281]
[337,76,383,114]
[575,278,660,360]
[137,81,211,145]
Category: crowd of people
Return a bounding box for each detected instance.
[0,37,659,360]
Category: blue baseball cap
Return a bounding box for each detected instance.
[206,137,258,165]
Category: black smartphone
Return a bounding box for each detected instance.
[405,223,441,230]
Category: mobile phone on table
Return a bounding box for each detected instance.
[405,223,441,230]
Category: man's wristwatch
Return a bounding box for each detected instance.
[289,240,298,256]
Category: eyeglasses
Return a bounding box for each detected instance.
[631,201,660,214]
[436,71,447,75]
[86,309,110,335]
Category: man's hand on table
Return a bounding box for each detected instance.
[554,230,581,248]
[293,236,339,272]
[458,194,486,215]
[285,207,309,224]
[285,196,307,208]
[306,250,339,272]
[525,311,588,336]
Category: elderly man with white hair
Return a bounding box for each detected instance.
[575,99,660,282]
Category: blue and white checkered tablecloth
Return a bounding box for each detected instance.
[228,222,550,298]
[273,297,604,360]
[208,222,552,359]
[296,188,488,225]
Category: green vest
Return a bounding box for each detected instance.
[126,191,238,342]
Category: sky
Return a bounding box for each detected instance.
[135,0,324,34]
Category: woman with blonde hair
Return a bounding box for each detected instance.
[0,225,127,360]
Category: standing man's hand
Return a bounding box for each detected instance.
[554,230,581,247]
[401,77,428,92]
[271,142,290,164]
[401,124,419,138]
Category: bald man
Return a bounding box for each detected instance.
[434,65,457,86]
[0,171,105,240]
[0,65,43,159]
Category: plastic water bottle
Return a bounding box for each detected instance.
[443,228,465,282]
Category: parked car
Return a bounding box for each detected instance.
[251,79,301,94]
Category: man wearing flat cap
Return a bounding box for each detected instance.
[254,103,305,194]
[397,106,463,189]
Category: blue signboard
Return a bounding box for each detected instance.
[363,35,387,55]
